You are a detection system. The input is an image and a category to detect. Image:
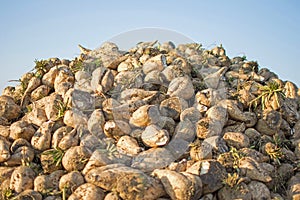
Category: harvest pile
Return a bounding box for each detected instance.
[0,41,300,200]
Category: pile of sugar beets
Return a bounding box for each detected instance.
[1,40,300,200]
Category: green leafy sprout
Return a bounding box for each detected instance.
[264,138,284,166]
[33,59,49,78]
[54,99,69,120]
[249,81,285,110]
[266,146,283,165]
[98,141,118,159]
[229,147,245,171]
[8,79,28,96]
[42,147,65,167]
[91,58,102,66]
[222,172,241,189]
[70,59,84,74]
[1,188,14,200]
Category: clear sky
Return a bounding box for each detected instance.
[0,1,299,92]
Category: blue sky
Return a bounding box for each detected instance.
[0,1,299,92]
